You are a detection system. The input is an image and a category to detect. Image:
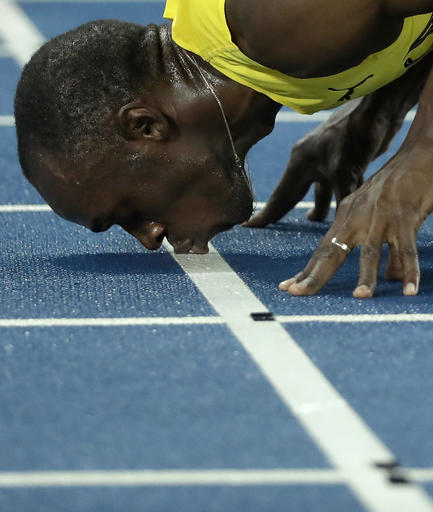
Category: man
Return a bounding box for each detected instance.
[14,0,433,298]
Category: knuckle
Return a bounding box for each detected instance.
[302,274,320,291]
[361,244,381,260]
[399,245,417,259]
[374,193,392,212]
[317,245,337,260]
[294,271,306,282]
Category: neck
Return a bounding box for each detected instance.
[165,29,281,156]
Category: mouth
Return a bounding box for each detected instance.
[169,237,210,254]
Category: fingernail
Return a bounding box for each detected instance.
[404,282,417,296]
[279,278,296,290]
[353,285,372,298]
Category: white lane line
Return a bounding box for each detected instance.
[1,315,432,328]
[1,467,432,488]
[1,315,431,329]
[0,317,223,328]
[276,110,416,123]
[165,241,433,512]
[0,115,15,126]
[0,202,315,212]
[0,1,45,68]
[0,204,51,212]
[0,469,343,488]
[277,314,433,324]
[410,469,433,483]
[0,202,326,212]
[254,201,335,210]
[0,114,415,126]
[0,44,12,58]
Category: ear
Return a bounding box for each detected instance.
[117,103,169,141]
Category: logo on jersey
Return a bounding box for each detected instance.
[407,14,433,54]
[404,14,433,68]
[328,74,374,102]
[327,15,433,101]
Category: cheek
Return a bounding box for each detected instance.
[152,140,252,223]
[196,164,253,222]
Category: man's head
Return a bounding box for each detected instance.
[15,20,255,253]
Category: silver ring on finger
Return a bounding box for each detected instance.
[331,237,350,253]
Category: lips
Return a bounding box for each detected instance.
[171,238,209,254]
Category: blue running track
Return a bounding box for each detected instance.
[1,2,433,511]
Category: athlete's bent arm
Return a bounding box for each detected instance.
[280,62,433,297]
[245,53,433,227]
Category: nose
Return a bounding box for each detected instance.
[128,221,167,250]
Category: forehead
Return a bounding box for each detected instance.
[32,155,122,229]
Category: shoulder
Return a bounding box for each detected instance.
[224,0,403,78]
[225,0,316,74]
[225,0,304,60]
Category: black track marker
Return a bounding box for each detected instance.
[250,312,275,321]
[375,460,400,469]
[374,460,411,485]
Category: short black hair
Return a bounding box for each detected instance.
[15,19,165,181]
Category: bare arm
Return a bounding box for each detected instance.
[245,53,433,228]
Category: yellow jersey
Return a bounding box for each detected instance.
[164,0,433,114]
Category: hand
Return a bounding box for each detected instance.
[244,100,372,226]
[279,152,433,297]
[244,56,432,228]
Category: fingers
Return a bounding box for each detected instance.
[385,244,404,281]
[280,235,350,295]
[279,271,304,291]
[386,232,420,295]
[242,210,273,228]
[281,226,421,298]
[243,177,312,227]
[400,244,420,295]
[245,177,330,228]
[307,181,333,222]
[280,197,354,295]
[402,248,420,296]
[353,237,383,298]
[243,153,317,228]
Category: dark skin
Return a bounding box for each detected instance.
[34,0,433,297]
[33,51,279,254]
[245,55,433,227]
